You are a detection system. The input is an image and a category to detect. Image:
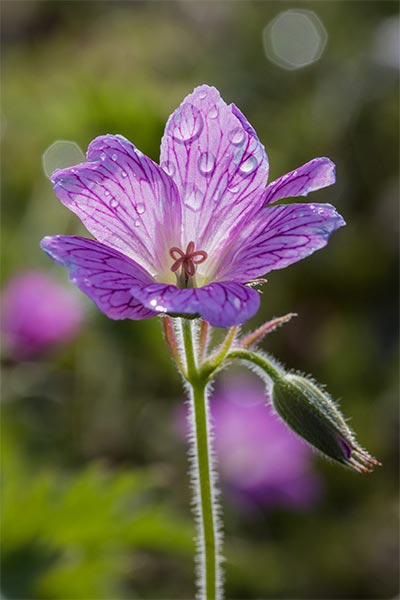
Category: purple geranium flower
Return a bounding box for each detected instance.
[1,271,83,360]
[41,85,345,327]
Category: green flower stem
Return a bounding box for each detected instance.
[200,325,238,381]
[226,348,284,382]
[181,318,220,600]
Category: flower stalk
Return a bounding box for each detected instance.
[181,318,222,600]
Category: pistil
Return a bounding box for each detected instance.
[169,241,208,288]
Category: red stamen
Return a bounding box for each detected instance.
[169,241,208,280]
[186,241,195,255]
[169,247,185,260]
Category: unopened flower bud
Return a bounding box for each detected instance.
[271,373,380,473]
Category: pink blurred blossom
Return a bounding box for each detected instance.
[1,271,84,360]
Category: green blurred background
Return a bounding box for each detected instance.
[1,1,398,598]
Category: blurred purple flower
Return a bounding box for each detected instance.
[207,376,322,509]
[41,85,344,328]
[1,271,83,360]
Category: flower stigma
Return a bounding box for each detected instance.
[169,241,208,288]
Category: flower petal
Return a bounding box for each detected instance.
[264,158,336,205]
[213,203,346,282]
[160,85,269,272]
[130,281,260,328]
[40,236,156,320]
[50,135,182,277]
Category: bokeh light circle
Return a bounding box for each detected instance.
[42,140,85,178]
[263,9,328,70]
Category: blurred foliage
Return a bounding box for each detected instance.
[1,420,193,599]
[1,1,399,598]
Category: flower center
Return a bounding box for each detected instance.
[169,241,208,288]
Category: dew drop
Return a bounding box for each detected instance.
[111,153,118,161]
[156,305,167,312]
[71,168,76,173]
[149,298,167,312]
[208,106,219,119]
[229,127,246,145]
[121,170,128,178]
[84,278,92,287]
[110,198,119,208]
[160,160,175,177]
[136,203,145,214]
[228,183,240,193]
[171,104,203,144]
[100,152,106,161]
[104,190,110,197]
[213,189,223,202]
[184,185,202,211]
[239,154,259,175]
[134,220,141,227]
[198,152,215,175]
[198,90,207,99]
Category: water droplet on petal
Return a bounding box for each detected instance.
[121,170,128,178]
[239,154,259,175]
[136,203,145,214]
[198,90,207,99]
[134,220,141,227]
[104,190,110,197]
[111,153,118,161]
[228,183,240,193]
[229,127,246,145]
[208,106,219,119]
[110,198,119,208]
[171,104,204,144]
[184,185,202,211]
[149,298,167,312]
[100,153,106,161]
[84,278,92,287]
[198,152,215,175]
[160,160,175,177]
[213,189,223,202]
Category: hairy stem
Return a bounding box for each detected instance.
[161,316,185,374]
[226,348,283,382]
[181,318,222,600]
[239,313,297,348]
[198,319,211,362]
